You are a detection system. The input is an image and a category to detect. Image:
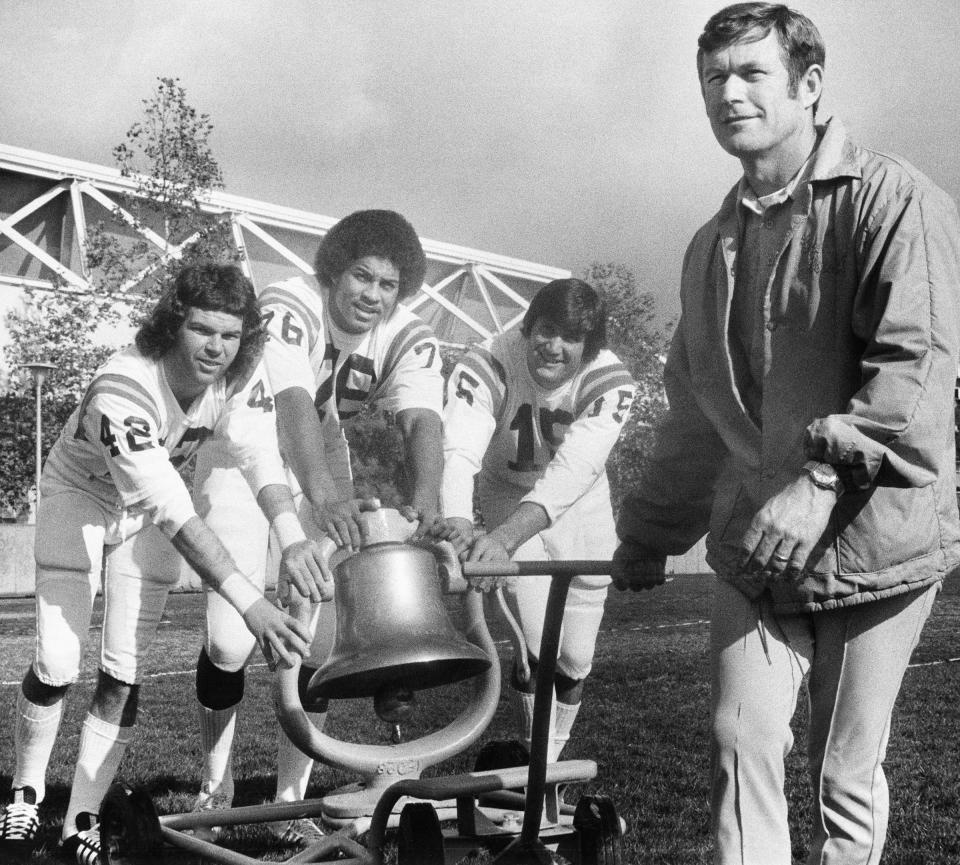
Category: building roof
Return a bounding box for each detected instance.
[0,142,570,346]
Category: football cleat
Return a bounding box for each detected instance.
[189,787,233,843]
[61,812,100,865]
[0,786,39,843]
[269,817,326,847]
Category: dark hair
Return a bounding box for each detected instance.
[314,210,427,301]
[697,3,825,111]
[135,263,265,381]
[521,278,607,363]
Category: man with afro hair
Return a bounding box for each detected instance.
[189,210,444,846]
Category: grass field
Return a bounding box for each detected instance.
[2,573,959,864]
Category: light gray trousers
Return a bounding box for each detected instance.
[710,578,937,865]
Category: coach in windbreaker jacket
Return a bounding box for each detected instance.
[620,116,960,612]
[612,4,960,864]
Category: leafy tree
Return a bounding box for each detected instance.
[1,292,121,516]
[1,78,232,515]
[583,262,674,512]
[0,393,40,518]
[84,76,238,323]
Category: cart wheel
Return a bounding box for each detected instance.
[99,783,164,865]
[574,794,624,865]
[473,739,530,773]
[397,802,444,865]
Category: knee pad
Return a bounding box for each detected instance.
[553,671,582,696]
[196,647,245,710]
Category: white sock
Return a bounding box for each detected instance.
[198,704,237,799]
[550,701,581,762]
[62,714,132,840]
[13,689,64,804]
[275,712,325,803]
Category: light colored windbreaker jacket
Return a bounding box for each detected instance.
[618,118,960,613]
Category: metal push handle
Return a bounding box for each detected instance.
[461,559,612,578]
[461,559,614,855]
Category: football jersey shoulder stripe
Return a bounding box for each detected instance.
[86,374,162,427]
[458,346,507,414]
[260,282,323,338]
[461,345,507,385]
[382,318,439,381]
[575,362,635,416]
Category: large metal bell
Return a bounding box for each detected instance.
[307,541,491,701]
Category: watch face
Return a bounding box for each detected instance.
[806,462,839,490]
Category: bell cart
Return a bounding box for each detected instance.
[98,538,625,863]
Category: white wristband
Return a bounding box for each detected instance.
[272,511,307,550]
[219,572,263,617]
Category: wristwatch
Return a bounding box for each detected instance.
[802,460,844,495]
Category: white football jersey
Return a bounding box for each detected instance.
[258,275,443,492]
[442,329,635,526]
[44,346,286,538]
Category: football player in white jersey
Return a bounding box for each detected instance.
[0,265,329,863]
[190,210,444,845]
[440,278,635,763]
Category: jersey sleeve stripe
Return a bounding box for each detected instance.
[86,374,162,427]
[575,366,636,415]
[381,320,438,381]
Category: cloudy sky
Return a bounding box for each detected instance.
[2,0,958,327]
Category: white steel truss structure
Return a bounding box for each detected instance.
[0,142,569,346]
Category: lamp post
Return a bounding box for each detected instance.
[22,361,58,512]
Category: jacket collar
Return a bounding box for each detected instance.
[715,116,859,231]
[808,116,861,183]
